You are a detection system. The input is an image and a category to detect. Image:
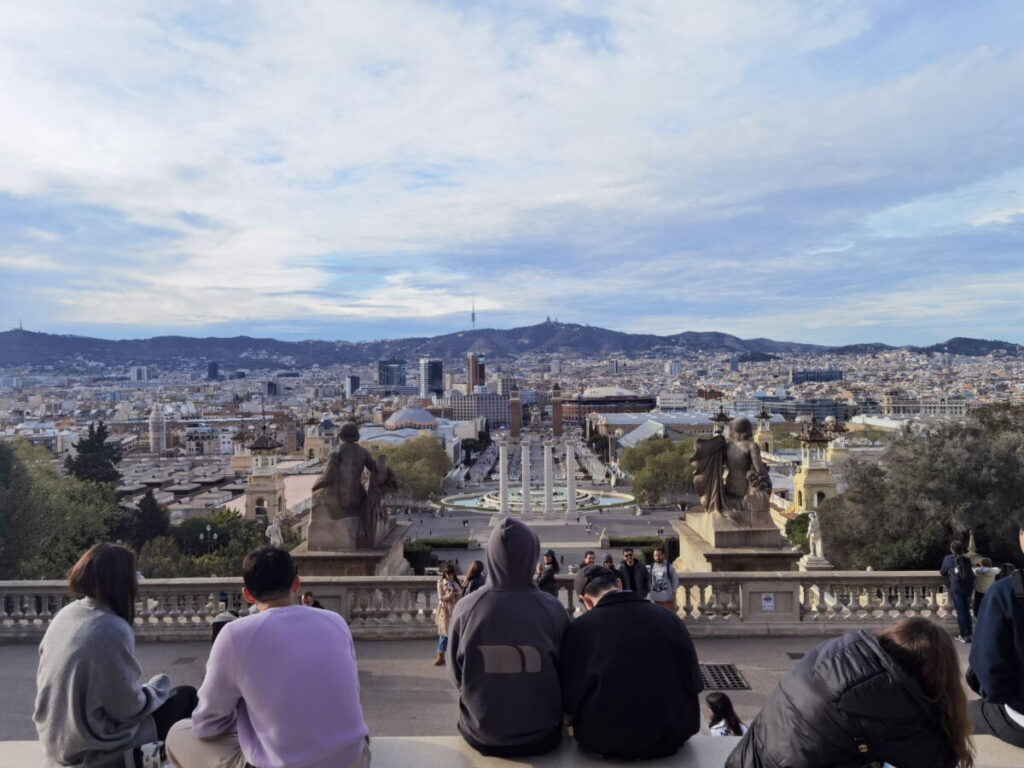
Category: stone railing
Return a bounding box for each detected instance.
[0,572,956,642]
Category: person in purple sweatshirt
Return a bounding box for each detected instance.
[166,546,369,768]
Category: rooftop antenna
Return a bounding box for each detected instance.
[471,299,476,331]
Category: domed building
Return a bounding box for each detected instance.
[385,407,438,431]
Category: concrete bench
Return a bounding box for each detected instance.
[2,735,1020,767]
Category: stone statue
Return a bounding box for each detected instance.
[691,416,773,527]
[366,452,399,547]
[310,421,380,548]
[807,510,824,559]
[265,515,284,548]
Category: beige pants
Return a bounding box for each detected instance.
[166,719,371,768]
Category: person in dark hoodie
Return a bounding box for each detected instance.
[446,518,569,757]
[561,564,703,759]
[726,617,973,768]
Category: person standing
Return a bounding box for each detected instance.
[579,551,596,568]
[969,514,1024,748]
[447,518,569,756]
[34,544,197,768]
[435,564,463,666]
[536,549,560,597]
[561,565,703,759]
[166,546,369,768]
[972,558,1000,618]
[618,548,650,599]
[462,560,486,595]
[940,541,976,642]
[648,548,679,612]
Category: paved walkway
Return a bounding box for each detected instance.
[0,635,974,741]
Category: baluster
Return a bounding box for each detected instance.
[877,585,892,618]
[182,593,196,623]
[910,585,927,614]
[723,583,739,619]
[9,594,24,622]
[695,584,709,621]
[153,593,167,622]
[38,593,53,623]
[680,584,694,620]
[800,582,816,621]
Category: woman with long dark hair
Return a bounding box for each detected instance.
[34,543,198,766]
[727,617,973,768]
[535,549,560,597]
[462,560,486,595]
[434,563,463,666]
[707,692,747,736]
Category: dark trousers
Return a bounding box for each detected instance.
[949,588,973,638]
[152,685,199,741]
[973,590,986,618]
[970,699,1024,748]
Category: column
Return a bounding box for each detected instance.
[543,439,554,517]
[521,438,532,519]
[565,439,577,519]
[498,437,509,515]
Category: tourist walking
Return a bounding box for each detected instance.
[462,560,486,595]
[34,543,198,768]
[166,546,370,768]
[446,518,569,756]
[968,513,1024,748]
[618,547,651,598]
[561,564,703,759]
[726,617,974,768]
[648,547,679,611]
[941,541,976,642]
[536,548,560,597]
[707,692,747,736]
[435,563,463,665]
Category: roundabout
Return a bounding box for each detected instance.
[440,486,634,513]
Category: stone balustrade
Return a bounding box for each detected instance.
[0,572,955,643]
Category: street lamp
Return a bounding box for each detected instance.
[198,524,218,555]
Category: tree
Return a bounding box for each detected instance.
[785,513,810,550]
[820,404,1024,570]
[64,421,123,485]
[619,436,695,506]
[122,489,170,550]
[369,435,453,501]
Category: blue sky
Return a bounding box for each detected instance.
[2,0,1024,345]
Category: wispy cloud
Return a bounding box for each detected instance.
[1,1,1023,344]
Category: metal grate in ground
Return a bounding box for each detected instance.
[786,652,805,660]
[700,663,750,691]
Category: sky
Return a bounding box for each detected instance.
[2,0,1024,346]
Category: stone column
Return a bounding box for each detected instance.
[543,439,554,517]
[565,439,577,519]
[521,438,532,519]
[498,437,509,515]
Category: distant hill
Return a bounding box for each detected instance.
[0,323,1017,370]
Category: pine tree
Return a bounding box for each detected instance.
[126,488,170,549]
[64,421,123,485]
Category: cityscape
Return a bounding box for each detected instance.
[2,2,1024,766]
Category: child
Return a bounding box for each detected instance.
[707,692,747,736]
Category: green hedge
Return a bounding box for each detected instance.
[403,538,470,575]
[608,536,679,564]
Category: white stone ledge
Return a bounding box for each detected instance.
[1,735,1020,768]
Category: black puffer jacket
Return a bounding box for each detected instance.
[726,630,956,768]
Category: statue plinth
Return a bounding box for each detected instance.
[799,553,835,571]
[673,509,803,573]
[292,521,412,577]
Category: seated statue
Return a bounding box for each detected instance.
[691,417,774,528]
[310,422,380,548]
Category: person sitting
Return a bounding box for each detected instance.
[968,514,1024,748]
[34,543,198,767]
[707,692,747,736]
[726,617,973,768]
[166,546,369,768]
[560,564,703,759]
[447,518,569,756]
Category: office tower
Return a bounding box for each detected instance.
[129,365,149,382]
[344,375,361,398]
[207,361,219,380]
[377,359,407,387]
[467,353,486,392]
[419,358,444,398]
[664,361,681,375]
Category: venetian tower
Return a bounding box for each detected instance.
[791,419,839,514]
[244,425,286,523]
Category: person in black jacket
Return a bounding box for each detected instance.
[968,515,1024,748]
[618,548,650,598]
[940,540,976,642]
[535,549,560,597]
[727,617,973,768]
[561,565,703,759]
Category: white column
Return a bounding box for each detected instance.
[543,439,554,517]
[498,438,509,515]
[521,438,532,519]
[565,439,577,519]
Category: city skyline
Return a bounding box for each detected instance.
[2,2,1024,344]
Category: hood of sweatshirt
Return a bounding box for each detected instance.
[485,517,539,588]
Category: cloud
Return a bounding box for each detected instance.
[1,1,1023,343]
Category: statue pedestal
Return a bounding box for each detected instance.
[292,522,412,577]
[799,554,835,571]
[673,510,803,572]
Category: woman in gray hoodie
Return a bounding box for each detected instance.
[34,543,197,767]
[446,518,569,756]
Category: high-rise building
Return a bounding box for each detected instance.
[344,375,361,398]
[207,361,219,380]
[467,353,486,392]
[148,407,166,455]
[419,358,444,398]
[377,359,407,387]
[608,360,620,374]
[729,354,739,372]
[129,365,149,382]
[664,361,681,375]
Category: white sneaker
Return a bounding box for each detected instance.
[955,635,968,644]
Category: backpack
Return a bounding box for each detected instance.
[952,555,975,589]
